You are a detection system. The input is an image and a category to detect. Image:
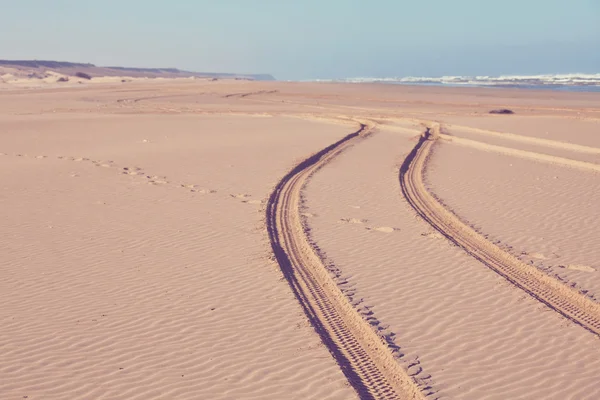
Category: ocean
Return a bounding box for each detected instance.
[319,74,600,92]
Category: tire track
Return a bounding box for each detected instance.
[223,90,278,98]
[382,124,600,173]
[438,134,600,173]
[399,127,600,336]
[266,124,425,400]
[446,124,600,155]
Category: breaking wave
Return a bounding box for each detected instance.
[320,73,600,88]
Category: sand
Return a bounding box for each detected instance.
[1,78,599,399]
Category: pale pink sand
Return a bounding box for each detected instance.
[440,125,600,165]
[0,113,357,399]
[427,143,600,301]
[1,80,600,399]
[440,115,600,148]
[304,128,600,399]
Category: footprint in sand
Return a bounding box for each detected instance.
[181,184,216,194]
[421,231,444,240]
[339,218,367,224]
[122,167,145,176]
[181,184,199,190]
[230,193,261,204]
[230,193,251,200]
[367,227,399,233]
[93,161,114,168]
[528,252,549,260]
[561,265,596,272]
[521,252,559,260]
[148,179,169,185]
[301,212,316,218]
[35,155,47,159]
[243,199,263,205]
[0,152,6,156]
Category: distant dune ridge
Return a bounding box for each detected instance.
[0,59,275,83]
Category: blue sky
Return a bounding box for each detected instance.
[1,0,598,79]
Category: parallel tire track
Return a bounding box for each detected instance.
[266,124,425,400]
[438,134,600,173]
[400,128,600,336]
[446,124,600,155]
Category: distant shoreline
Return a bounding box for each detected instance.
[0,59,275,81]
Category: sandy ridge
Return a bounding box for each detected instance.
[400,127,600,336]
[439,134,600,172]
[266,123,424,400]
[382,123,600,172]
[446,124,600,155]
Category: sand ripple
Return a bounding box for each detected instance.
[304,128,600,399]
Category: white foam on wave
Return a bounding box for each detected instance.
[319,73,600,87]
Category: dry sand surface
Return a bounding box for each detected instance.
[1,78,599,399]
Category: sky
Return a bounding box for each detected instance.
[1,0,599,80]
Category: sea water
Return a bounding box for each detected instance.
[318,74,600,92]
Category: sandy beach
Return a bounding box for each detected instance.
[1,78,599,399]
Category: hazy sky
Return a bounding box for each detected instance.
[1,0,599,80]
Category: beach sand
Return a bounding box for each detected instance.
[1,79,599,399]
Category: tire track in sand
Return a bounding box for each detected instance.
[445,124,600,155]
[438,134,600,173]
[399,127,600,336]
[266,123,425,400]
